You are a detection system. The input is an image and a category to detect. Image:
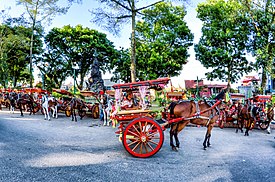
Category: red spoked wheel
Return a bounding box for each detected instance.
[122,117,164,158]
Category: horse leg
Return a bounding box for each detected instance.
[44,107,50,120]
[71,109,74,121]
[74,108,77,122]
[79,106,84,120]
[235,118,241,133]
[244,119,250,136]
[203,125,212,149]
[19,104,24,117]
[29,103,33,115]
[174,124,181,148]
[267,125,271,134]
[169,124,178,151]
[55,106,58,118]
[107,110,111,126]
[47,107,51,121]
[103,109,107,126]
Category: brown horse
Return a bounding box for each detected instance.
[219,101,244,133]
[168,90,226,151]
[0,93,5,110]
[266,105,274,134]
[6,92,36,116]
[67,97,86,122]
[237,104,266,136]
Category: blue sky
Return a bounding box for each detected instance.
[0,0,252,88]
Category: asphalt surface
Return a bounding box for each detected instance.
[0,109,275,182]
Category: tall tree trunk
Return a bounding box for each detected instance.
[30,30,34,88]
[261,66,267,94]
[130,1,136,83]
[227,61,232,91]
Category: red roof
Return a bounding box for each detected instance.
[112,77,170,89]
[204,84,227,88]
[184,80,204,89]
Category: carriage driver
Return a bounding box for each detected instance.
[121,91,134,109]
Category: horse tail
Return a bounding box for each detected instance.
[168,102,177,115]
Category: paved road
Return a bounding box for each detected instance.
[0,110,275,182]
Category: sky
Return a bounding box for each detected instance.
[0,0,257,88]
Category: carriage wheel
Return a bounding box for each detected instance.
[258,121,269,130]
[122,117,164,158]
[65,109,71,117]
[91,105,99,119]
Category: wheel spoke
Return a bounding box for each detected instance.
[132,124,141,135]
[143,121,148,132]
[143,142,149,153]
[146,142,155,151]
[148,140,159,146]
[147,130,160,138]
[139,141,143,154]
[132,141,141,151]
[127,130,140,138]
[138,121,143,133]
[127,139,139,146]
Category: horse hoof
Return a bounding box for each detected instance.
[172,147,178,152]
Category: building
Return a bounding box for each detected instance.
[103,79,119,90]
[238,75,260,98]
[266,75,275,94]
[184,80,227,98]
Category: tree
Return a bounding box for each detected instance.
[194,0,254,89]
[110,48,131,82]
[0,16,43,88]
[43,25,118,90]
[91,0,187,82]
[135,2,193,80]
[17,0,71,88]
[239,0,275,92]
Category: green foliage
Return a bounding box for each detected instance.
[42,25,119,90]
[134,2,193,80]
[194,0,254,87]
[110,48,132,82]
[239,0,275,89]
[0,17,43,88]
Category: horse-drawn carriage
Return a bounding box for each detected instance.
[111,78,226,158]
[80,91,101,119]
[220,93,274,135]
[52,88,87,121]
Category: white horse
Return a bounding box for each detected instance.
[103,99,114,126]
[267,108,275,134]
[42,94,58,121]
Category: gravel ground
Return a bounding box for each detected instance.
[0,109,275,182]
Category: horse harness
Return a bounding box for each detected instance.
[248,105,265,122]
[169,100,220,126]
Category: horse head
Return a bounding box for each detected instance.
[213,89,229,102]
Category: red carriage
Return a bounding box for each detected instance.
[250,95,273,130]
[111,78,226,158]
